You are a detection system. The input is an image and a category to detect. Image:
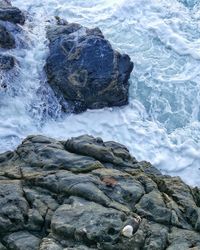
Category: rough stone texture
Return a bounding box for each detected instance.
[0,4,24,79]
[0,54,15,70]
[0,6,25,24]
[0,24,15,49]
[0,134,200,249]
[4,231,40,250]
[45,21,134,113]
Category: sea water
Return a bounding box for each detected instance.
[1,0,200,186]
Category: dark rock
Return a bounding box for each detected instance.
[167,227,200,250]
[16,135,104,173]
[0,24,15,49]
[0,242,6,250]
[45,22,134,113]
[0,134,200,249]
[0,180,28,234]
[51,196,134,248]
[64,134,137,166]
[0,54,15,70]
[0,6,25,24]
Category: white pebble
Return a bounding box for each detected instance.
[121,225,133,238]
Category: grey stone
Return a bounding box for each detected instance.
[3,231,40,250]
[51,196,134,249]
[0,6,25,24]
[0,24,15,49]
[16,135,103,173]
[0,180,28,234]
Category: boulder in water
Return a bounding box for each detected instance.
[0,24,15,49]
[45,21,134,113]
[0,6,25,24]
[0,54,15,70]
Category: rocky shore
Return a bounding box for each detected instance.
[1,1,200,249]
[0,134,200,249]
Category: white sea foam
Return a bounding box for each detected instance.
[0,0,200,186]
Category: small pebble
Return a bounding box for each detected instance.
[121,225,133,238]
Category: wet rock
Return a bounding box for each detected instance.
[0,6,25,24]
[16,135,104,173]
[64,134,137,167]
[3,231,40,250]
[0,54,15,70]
[0,24,15,49]
[51,196,133,248]
[45,21,134,113]
[0,180,28,234]
[135,190,172,224]
[167,227,200,249]
[0,134,200,249]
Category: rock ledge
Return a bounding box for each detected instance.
[0,134,200,250]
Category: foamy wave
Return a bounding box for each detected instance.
[0,0,200,186]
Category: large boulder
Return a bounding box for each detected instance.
[0,24,15,49]
[45,21,134,113]
[0,134,200,249]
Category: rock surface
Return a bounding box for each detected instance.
[0,54,15,70]
[0,3,24,75]
[0,134,200,249]
[45,21,134,113]
[0,5,25,24]
[0,24,15,49]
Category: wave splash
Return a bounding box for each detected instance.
[1,0,200,186]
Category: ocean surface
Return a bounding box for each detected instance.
[1,0,200,186]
